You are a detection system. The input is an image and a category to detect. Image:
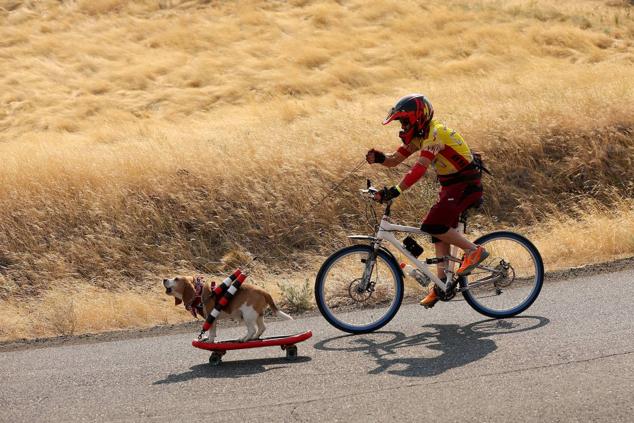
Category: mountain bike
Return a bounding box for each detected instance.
[314,180,544,334]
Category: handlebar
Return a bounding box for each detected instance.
[359,179,378,198]
[360,179,393,215]
[359,187,378,197]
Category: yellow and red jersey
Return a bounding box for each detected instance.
[406,120,473,176]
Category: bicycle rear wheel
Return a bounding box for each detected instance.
[461,231,544,318]
[315,244,404,334]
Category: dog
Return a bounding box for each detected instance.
[163,275,292,343]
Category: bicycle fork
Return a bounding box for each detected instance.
[359,242,380,292]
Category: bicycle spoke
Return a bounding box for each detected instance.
[462,232,543,317]
[315,245,403,333]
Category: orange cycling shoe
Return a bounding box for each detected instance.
[456,245,489,276]
[420,282,439,308]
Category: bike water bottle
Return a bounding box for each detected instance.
[400,262,429,286]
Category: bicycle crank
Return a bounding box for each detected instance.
[438,278,459,302]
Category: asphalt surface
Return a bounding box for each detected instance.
[1,269,633,422]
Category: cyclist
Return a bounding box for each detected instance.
[366,94,489,308]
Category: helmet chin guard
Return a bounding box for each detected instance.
[398,125,417,145]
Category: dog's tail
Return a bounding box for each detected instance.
[264,293,293,320]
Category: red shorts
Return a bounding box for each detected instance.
[422,181,483,231]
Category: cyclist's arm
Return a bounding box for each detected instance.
[382,143,418,168]
[396,151,434,192]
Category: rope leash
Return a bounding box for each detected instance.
[247,158,368,260]
[204,156,409,270]
[180,160,369,271]
[194,155,412,337]
[307,158,368,211]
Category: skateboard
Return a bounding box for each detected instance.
[192,331,313,366]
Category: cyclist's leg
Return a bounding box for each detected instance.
[422,183,476,252]
[434,228,476,251]
[452,181,488,275]
[433,240,450,279]
[429,181,483,252]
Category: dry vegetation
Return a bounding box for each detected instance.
[1,0,633,340]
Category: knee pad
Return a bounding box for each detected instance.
[420,223,449,236]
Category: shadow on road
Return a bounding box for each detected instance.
[314,316,549,377]
[153,356,312,384]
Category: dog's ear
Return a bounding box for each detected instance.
[174,298,182,306]
[181,279,195,306]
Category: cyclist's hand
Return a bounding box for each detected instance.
[374,186,400,203]
[366,149,386,164]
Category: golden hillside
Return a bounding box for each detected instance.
[0,0,633,339]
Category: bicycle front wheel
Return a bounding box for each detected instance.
[315,244,404,334]
[461,231,544,318]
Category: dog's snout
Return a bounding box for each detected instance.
[163,278,176,293]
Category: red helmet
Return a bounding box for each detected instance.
[382,94,434,145]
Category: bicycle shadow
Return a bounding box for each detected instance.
[153,355,312,384]
[313,316,549,378]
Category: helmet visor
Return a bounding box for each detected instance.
[382,109,408,126]
[382,107,397,125]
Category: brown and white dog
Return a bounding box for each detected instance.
[163,276,292,342]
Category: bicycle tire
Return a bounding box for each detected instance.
[461,231,544,318]
[315,244,404,334]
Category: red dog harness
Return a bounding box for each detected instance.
[199,269,247,338]
[185,276,216,319]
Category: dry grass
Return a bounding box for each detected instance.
[533,198,634,269]
[0,0,633,340]
[277,279,313,313]
[0,284,183,341]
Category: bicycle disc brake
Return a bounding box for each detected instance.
[348,278,374,303]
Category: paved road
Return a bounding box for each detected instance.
[1,269,633,422]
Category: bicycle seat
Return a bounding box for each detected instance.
[459,198,483,225]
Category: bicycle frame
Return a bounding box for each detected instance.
[351,202,463,293]
[317,189,545,333]
[379,220,452,292]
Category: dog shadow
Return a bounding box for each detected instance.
[153,355,312,384]
[314,316,550,378]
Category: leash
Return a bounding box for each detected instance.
[202,156,409,269]
[195,156,412,335]
[289,156,411,225]
[306,158,367,211]
[255,156,414,258]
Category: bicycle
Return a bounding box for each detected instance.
[314,180,544,334]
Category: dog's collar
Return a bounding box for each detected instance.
[185,275,207,318]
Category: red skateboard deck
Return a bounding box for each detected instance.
[192,331,312,365]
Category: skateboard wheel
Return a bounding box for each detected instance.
[209,351,224,366]
[285,345,298,360]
